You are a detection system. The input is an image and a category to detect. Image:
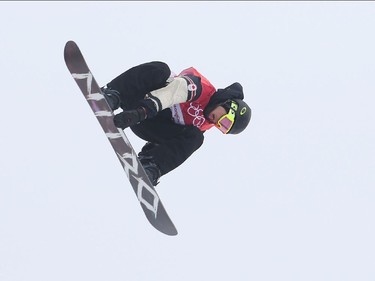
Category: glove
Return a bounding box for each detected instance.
[113,107,147,129]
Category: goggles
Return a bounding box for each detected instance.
[215,101,238,134]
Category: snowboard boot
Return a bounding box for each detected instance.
[100,86,121,111]
[138,154,161,186]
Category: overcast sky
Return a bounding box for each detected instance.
[1,2,375,281]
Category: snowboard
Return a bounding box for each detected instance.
[63,40,177,236]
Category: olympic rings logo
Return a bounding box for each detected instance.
[187,102,205,128]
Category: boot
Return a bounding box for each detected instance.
[138,154,161,186]
[100,86,121,111]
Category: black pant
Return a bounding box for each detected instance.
[106,62,204,176]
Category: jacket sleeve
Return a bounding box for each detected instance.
[143,75,203,112]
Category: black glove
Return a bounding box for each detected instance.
[113,107,147,129]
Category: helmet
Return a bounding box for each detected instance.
[225,99,251,134]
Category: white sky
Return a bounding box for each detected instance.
[1,2,375,281]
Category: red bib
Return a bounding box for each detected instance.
[170,67,216,131]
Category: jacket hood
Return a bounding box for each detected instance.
[204,82,245,117]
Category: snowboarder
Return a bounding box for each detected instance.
[101,61,251,186]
